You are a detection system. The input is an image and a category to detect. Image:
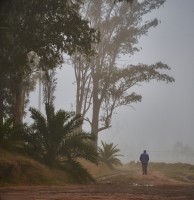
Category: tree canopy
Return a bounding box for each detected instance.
[72,0,174,147]
[0,0,99,125]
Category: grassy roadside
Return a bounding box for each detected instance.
[124,161,194,183]
[0,150,113,186]
[0,149,69,186]
[1,149,194,186]
[149,162,194,182]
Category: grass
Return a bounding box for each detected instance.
[0,149,69,186]
[126,161,194,182]
[1,149,194,186]
[79,159,116,178]
[0,149,113,186]
[149,162,194,182]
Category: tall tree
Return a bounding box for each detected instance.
[72,0,174,147]
[0,0,99,125]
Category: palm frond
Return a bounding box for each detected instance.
[60,159,95,184]
[59,133,98,164]
[29,107,48,137]
[98,141,123,168]
[63,114,83,135]
[27,104,98,182]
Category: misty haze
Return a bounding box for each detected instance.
[0,0,194,199]
[28,0,194,165]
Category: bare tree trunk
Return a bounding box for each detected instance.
[0,73,5,125]
[12,76,24,125]
[75,67,82,115]
[91,102,100,148]
[0,85,4,125]
[91,71,101,148]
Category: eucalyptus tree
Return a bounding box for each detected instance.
[0,0,99,125]
[72,0,174,147]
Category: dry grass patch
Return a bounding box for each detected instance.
[79,159,117,178]
[0,149,69,186]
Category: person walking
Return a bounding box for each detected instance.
[140,150,149,175]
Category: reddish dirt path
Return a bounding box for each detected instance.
[0,170,194,200]
[0,184,194,200]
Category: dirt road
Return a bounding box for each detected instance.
[0,170,194,199]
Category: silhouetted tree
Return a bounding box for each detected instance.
[0,0,99,125]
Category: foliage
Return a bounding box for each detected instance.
[72,0,174,147]
[98,141,123,169]
[0,118,25,151]
[116,0,134,4]
[60,159,95,184]
[0,0,99,124]
[42,69,57,106]
[25,103,98,183]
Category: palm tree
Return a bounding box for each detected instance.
[25,103,98,183]
[98,141,123,169]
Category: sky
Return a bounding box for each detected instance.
[28,0,194,164]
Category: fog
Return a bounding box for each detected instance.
[27,0,194,164]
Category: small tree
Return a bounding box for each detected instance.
[98,141,123,169]
[26,104,98,183]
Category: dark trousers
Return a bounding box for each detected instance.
[141,162,148,175]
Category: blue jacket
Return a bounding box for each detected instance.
[140,152,149,163]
